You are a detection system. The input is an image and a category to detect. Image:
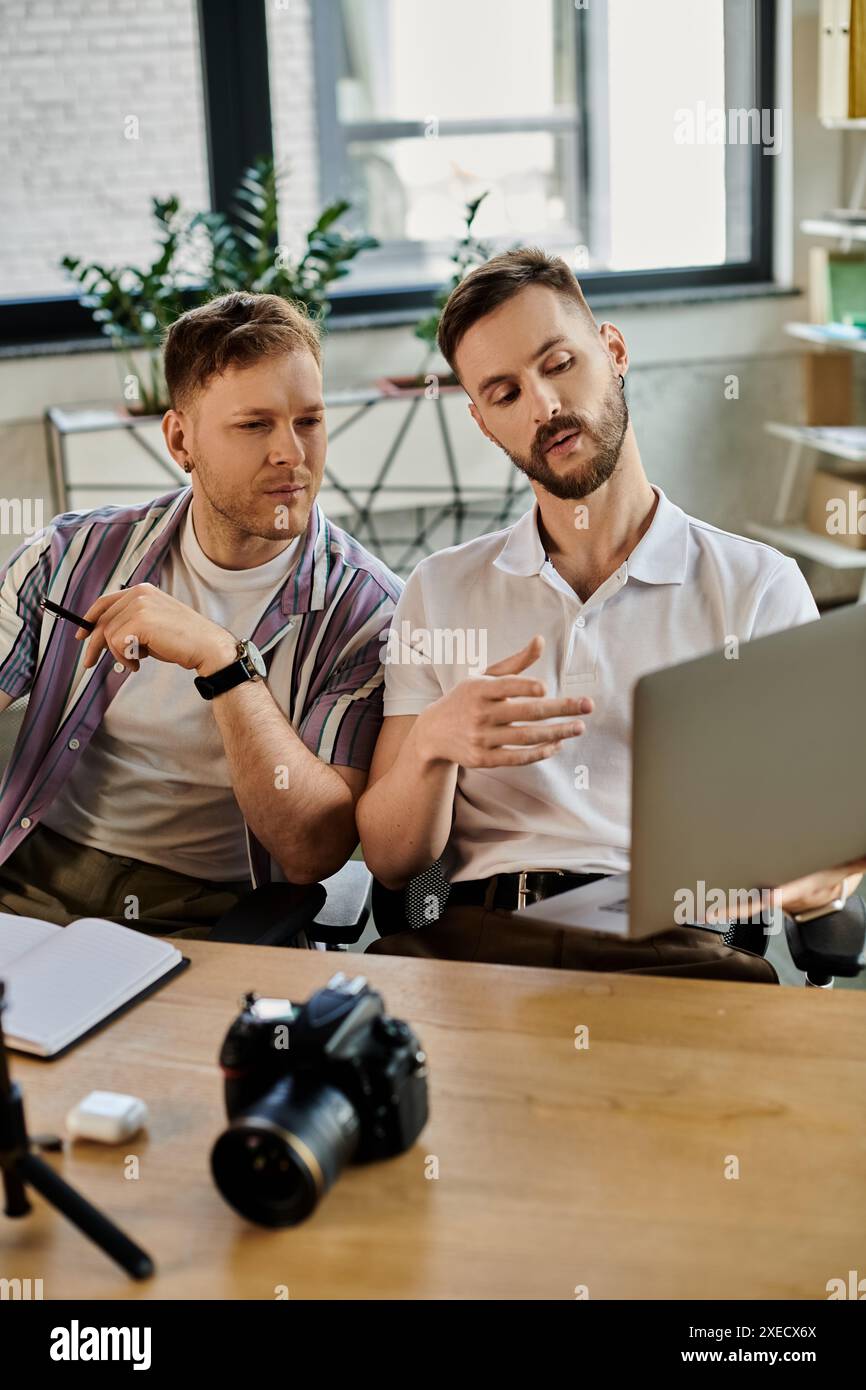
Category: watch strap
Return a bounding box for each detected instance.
[194,640,256,701]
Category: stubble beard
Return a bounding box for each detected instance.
[505,377,629,502]
[188,455,307,541]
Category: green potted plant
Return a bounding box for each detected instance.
[61,157,378,416]
[376,192,493,397]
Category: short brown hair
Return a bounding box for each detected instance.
[437,247,596,378]
[162,291,322,412]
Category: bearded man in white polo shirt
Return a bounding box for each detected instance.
[357,248,865,980]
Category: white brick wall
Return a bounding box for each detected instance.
[0,0,320,298]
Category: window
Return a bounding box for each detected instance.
[0,0,210,301]
[1,0,272,346]
[302,0,775,303]
[1,0,775,346]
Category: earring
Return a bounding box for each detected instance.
[183,461,193,473]
[618,374,625,390]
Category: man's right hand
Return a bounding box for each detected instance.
[414,634,592,769]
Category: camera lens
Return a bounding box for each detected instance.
[210,1077,361,1226]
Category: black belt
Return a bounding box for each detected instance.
[447,870,607,912]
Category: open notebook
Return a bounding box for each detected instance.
[0,913,189,1059]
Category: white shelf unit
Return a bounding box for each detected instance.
[783,321,866,351]
[747,523,866,571]
[764,422,866,465]
[800,217,866,241]
[748,135,866,601]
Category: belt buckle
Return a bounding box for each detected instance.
[516,869,565,911]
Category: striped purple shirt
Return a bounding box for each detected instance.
[0,486,401,887]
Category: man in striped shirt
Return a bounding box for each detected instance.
[0,292,400,935]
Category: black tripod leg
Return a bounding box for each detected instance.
[1,1076,32,1216]
[2,1164,31,1217]
[17,1152,154,1280]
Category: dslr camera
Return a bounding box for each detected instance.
[210,973,428,1226]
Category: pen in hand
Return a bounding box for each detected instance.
[39,596,96,634]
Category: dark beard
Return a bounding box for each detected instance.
[505,377,629,501]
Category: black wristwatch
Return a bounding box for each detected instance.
[194,638,267,701]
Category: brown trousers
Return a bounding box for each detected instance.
[366,901,779,983]
[0,823,251,938]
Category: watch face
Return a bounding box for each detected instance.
[244,640,267,678]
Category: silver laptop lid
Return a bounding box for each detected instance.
[630,603,866,939]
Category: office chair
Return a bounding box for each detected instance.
[208,859,373,950]
[207,857,453,950]
[780,898,866,987]
[211,856,866,989]
[719,894,866,987]
[205,858,448,951]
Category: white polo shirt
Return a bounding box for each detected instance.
[382,485,819,883]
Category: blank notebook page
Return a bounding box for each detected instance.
[0,913,59,971]
[0,917,182,1055]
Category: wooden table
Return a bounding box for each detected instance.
[3,941,864,1300]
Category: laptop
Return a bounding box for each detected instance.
[521,601,866,940]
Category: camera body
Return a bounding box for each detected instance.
[211,973,428,1225]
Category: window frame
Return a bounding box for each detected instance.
[0,0,776,348]
[311,0,777,307]
[310,0,588,287]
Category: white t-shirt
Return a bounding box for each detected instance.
[42,509,300,880]
[382,485,820,883]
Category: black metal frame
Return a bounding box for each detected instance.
[0,0,776,348]
[197,0,273,215]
